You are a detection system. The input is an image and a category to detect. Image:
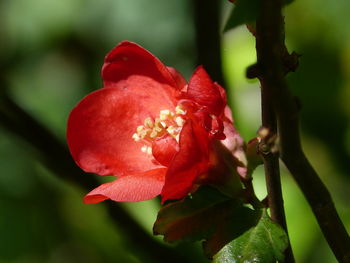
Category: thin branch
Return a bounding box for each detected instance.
[256,0,350,262]
[193,0,225,86]
[256,21,295,263]
[0,88,193,263]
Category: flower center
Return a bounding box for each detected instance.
[132,105,186,155]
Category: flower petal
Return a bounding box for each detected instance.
[161,120,209,202]
[221,107,247,178]
[83,168,166,203]
[221,107,245,158]
[152,135,179,167]
[187,66,224,115]
[102,41,178,88]
[214,82,228,106]
[67,82,175,176]
[166,67,187,90]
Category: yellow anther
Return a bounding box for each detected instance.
[144,117,154,128]
[154,118,163,126]
[175,105,186,115]
[137,125,144,132]
[154,126,162,132]
[139,129,148,138]
[160,109,170,115]
[167,126,176,135]
[150,129,158,138]
[132,133,140,142]
[175,116,185,127]
[159,109,170,120]
[147,147,152,155]
[154,118,165,130]
[133,107,186,155]
[141,145,148,153]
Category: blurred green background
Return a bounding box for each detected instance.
[0,0,349,262]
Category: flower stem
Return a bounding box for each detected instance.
[257,44,295,263]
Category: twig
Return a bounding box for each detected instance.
[256,0,350,262]
[193,0,225,86]
[256,22,295,263]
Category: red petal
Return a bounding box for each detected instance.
[211,117,225,140]
[67,83,175,176]
[166,67,187,90]
[214,83,228,106]
[221,106,244,154]
[83,168,166,203]
[193,109,225,140]
[193,109,212,131]
[223,104,233,122]
[187,66,224,115]
[220,112,247,178]
[102,41,178,88]
[161,120,209,202]
[152,135,179,167]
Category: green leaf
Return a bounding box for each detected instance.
[153,187,261,258]
[224,0,295,32]
[224,0,260,32]
[285,0,295,5]
[213,210,289,263]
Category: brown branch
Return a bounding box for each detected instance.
[256,0,350,262]
[193,0,225,86]
[257,22,295,263]
[0,88,193,263]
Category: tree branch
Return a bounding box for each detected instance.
[193,0,225,86]
[256,19,295,263]
[256,0,350,262]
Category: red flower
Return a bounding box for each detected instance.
[67,41,246,203]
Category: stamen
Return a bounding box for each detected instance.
[167,126,176,135]
[175,105,186,115]
[175,116,185,127]
[136,125,144,132]
[159,109,170,120]
[141,146,152,155]
[141,145,148,153]
[147,147,152,155]
[154,118,164,127]
[132,133,140,141]
[144,117,154,128]
[132,105,188,155]
[150,129,158,138]
[154,127,162,133]
[139,129,148,139]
